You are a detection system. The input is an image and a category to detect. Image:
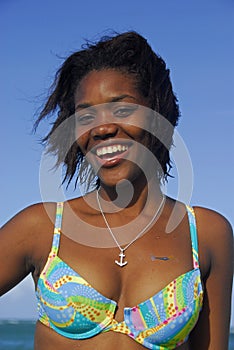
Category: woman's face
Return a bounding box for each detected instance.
[74,69,155,187]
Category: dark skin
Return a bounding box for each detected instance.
[0,70,233,349]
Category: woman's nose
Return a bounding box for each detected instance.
[91,122,119,140]
[90,110,119,140]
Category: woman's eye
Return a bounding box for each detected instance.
[114,106,137,118]
[76,114,95,125]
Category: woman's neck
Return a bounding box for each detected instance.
[98,176,163,218]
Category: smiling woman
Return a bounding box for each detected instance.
[0,31,233,350]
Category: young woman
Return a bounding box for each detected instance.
[0,31,233,349]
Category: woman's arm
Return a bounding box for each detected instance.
[189,207,233,350]
[0,203,55,296]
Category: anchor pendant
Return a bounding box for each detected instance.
[115,251,128,267]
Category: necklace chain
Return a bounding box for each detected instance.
[96,189,165,267]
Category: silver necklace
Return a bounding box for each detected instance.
[96,189,165,267]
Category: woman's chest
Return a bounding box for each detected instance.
[37,226,197,312]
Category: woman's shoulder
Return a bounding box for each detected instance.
[192,206,232,236]
[192,206,233,259]
[5,192,97,234]
[0,201,58,241]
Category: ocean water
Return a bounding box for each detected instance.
[0,320,233,349]
[0,320,35,350]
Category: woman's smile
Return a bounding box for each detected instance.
[91,140,132,168]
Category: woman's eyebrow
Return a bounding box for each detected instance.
[75,95,136,111]
[75,103,93,111]
[110,94,136,102]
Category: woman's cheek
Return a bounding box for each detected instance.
[76,129,88,152]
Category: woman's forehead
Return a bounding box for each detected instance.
[74,69,146,107]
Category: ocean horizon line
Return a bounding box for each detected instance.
[0,318,36,324]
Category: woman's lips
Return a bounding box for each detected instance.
[91,143,131,167]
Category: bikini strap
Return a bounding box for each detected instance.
[186,205,199,269]
[51,202,64,255]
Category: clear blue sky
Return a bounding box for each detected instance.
[0,0,233,326]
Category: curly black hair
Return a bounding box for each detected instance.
[35,31,180,189]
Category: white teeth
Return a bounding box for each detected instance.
[96,144,128,156]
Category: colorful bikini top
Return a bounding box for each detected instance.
[36,203,203,349]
